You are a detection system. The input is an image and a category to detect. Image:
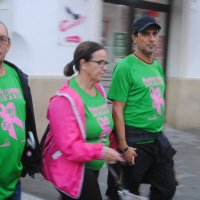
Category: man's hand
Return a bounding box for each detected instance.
[122,147,137,166]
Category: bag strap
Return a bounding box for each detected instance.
[40,124,50,150]
[107,163,125,191]
[108,163,149,200]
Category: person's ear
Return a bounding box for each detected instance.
[80,59,85,65]
[80,59,87,70]
[5,40,11,53]
[131,35,137,45]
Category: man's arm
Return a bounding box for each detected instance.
[112,101,137,165]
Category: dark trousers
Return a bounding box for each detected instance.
[6,181,21,200]
[106,142,176,200]
[60,169,102,200]
[106,163,122,200]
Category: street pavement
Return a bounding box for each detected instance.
[21,125,200,200]
[22,193,45,200]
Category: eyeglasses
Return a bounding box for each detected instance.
[89,60,110,67]
[0,36,10,46]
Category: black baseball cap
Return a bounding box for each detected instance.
[132,16,161,35]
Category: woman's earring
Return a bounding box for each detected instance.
[73,65,76,73]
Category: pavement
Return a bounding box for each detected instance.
[21,125,200,200]
[22,193,45,200]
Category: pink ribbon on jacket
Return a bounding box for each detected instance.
[0,103,24,140]
[150,87,164,115]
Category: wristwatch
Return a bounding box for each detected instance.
[120,146,129,153]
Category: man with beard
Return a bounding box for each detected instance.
[106,16,177,200]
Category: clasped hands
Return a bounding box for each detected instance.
[102,146,137,165]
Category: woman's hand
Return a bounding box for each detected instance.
[102,147,123,163]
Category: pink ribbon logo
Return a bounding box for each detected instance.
[150,87,164,115]
[0,103,24,140]
[97,117,112,140]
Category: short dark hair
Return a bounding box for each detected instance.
[64,41,105,76]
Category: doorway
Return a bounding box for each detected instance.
[102,0,171,73]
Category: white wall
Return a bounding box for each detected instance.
[167,0,187,78]
[187,0,200,78]
[167,0,200,78]
[1,0,102,75]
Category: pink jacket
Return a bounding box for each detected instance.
[42,80,117,198]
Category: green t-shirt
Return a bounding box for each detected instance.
[108,54,165,133]
[70,77,114,170]
[0,64,26,199]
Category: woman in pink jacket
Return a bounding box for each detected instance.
[42,41,125,200]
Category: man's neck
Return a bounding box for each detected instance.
[133,51,153,64]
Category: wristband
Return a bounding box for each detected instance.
[121,146,129,153]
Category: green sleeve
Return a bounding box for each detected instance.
[108,62,133,102]
[156,62,165,82]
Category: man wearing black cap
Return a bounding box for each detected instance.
[106,16,177,200]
